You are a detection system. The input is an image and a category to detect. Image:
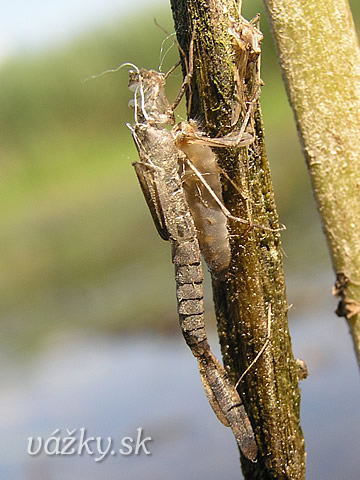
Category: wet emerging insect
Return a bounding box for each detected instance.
[125,11,278,462]
[126,63,258,461]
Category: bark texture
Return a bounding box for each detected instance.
[263,0,360,366]
[170,1,306,478]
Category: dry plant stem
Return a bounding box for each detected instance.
[170,0,305,478]
[263,0,360,366]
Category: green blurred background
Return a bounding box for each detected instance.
[0,0,359,352]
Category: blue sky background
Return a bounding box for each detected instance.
[0,0,161,59]
[2,1,358,61]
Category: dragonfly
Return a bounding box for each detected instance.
[126,64,258,462]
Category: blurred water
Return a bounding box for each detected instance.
[0,299,359,479]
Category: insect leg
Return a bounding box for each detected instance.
[185,158,285,233]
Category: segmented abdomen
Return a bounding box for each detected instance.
[172,238,208,357]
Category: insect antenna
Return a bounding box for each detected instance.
[82,62,139,83]
[158,32,178,72]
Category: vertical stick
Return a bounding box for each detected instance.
[263,0,360,366]
[170,0,306,478]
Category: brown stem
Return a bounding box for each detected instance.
[170,0,306,478]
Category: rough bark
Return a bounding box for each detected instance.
[262,0,360,366]
[170,1,306,478]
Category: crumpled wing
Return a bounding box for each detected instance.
[132,161,169,241]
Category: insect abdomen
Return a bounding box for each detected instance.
[172,238,208,356]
